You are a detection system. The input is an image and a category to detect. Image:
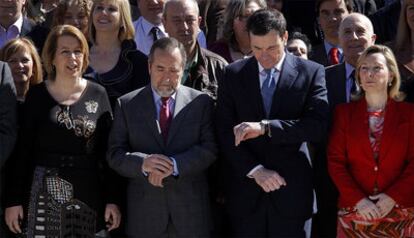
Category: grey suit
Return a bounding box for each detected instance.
[107,85,217,238]
[0,62,17,235]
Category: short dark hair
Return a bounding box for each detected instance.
[149,37,187,68]
[288,31,312,53]
[246,9,286,36]
[315,0,353,17]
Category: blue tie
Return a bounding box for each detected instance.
[261,69,276,117]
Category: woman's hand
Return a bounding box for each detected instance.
[105,203,121,231]
[355,198,381,220]
[369,193,396,218]
[5,205,23,234]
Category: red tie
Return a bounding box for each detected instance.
[329,47,339,65]
[160,97,172,142]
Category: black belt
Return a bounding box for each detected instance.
[36,154,97,169]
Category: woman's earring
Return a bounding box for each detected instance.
[389,81,392,86]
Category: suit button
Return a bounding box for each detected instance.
[374,166,378,172]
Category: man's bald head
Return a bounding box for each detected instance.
[339,13,376,66]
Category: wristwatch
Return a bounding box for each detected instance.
[260,120,272,138]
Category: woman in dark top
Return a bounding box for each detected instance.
[86,0,149,107]
[4,25,120,237]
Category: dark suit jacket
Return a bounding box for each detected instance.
[310,44,329,67]
[20,17,34,37]
[328,99,414,208]
[352,0,377,15]
[107,85,217,237]
[369,0,401,44]
[326,63,348,115]
[216,54,328,219]
[0,62,17,214]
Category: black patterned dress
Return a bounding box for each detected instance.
[4,81,117,237]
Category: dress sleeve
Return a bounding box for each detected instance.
[327,105,366,208]
[385,105,414,206]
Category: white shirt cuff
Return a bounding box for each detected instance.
[247,165,264,178]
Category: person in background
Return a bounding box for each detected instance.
[286,31,312,59]
[162,0,228,100]
[0,0,34,48]
[197,0,230,46]
[369,0,401,44]
[87,0,149,107]
[27,0,92,54]
[209,0,267,63]
[0,62,17,238]
[310,0,351,66]
[133,0,167,55]
[0,37,42,238]
[328,44,414,237]
[0,37,43,102]
[390,0,414,102]
[4,25,121,237]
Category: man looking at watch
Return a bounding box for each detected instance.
[216,9,328,237]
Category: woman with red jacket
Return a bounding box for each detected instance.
[328,45,414,237]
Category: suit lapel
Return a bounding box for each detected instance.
[338,63,348,103]
[378,100,398,160]
[137,86,164,147]
[20,17,33,36]
[167,87,192,145]
[270,54,299,116]
[241,58,266,118]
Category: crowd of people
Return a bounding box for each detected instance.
[0,0,413,237]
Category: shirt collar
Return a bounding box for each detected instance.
[324,40,343,55]
[140,16,165,36]
[345,62,355,79]
[257,51,286,74]
[0,15,23,32]
[151,87,177,104]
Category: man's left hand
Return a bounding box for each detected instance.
[148,154,174,187]
[234,122,264,146]
[105,203,121,231]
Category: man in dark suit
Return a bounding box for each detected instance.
[368,0,400,44]
[0,0,34,48]
[310,0,352,66]
[216,9,328,237]
[107,37,217,238]
[312,13,377,237]
[0,62,17,237]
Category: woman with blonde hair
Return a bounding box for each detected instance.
[0,38,42,102]
[328,45,414,237]
[4,25,120,237]
[87,0,149,107]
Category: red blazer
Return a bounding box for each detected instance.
[328,99,414,209]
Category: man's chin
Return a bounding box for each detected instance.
[156,89,176,98]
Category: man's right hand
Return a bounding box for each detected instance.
[251,167,287,192]
[5,205,23,234]
[142,154,173,174]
